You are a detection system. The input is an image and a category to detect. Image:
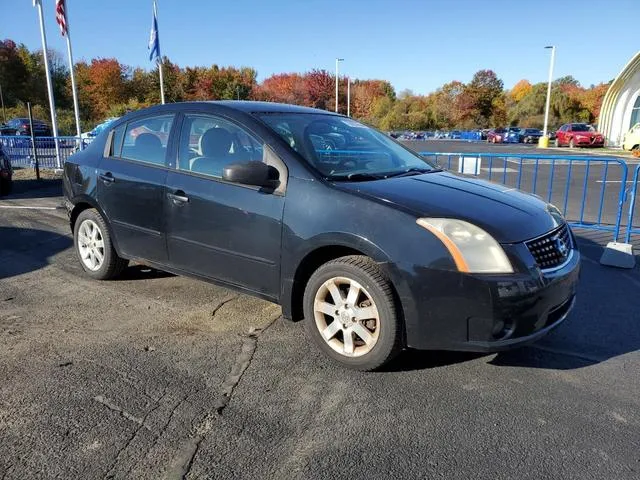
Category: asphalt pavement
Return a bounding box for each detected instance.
[0,180,639,479]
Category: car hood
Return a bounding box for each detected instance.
[336,172,564,243]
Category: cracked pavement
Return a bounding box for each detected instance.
[1,184,639,480]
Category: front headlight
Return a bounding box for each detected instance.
[416,218,513,273]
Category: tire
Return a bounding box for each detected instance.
[569,138,575,148]
[73,208,128,280]
[303,255,402,371]
[632,145,640,158]
[0,178,11,196]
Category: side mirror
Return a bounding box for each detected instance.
[222,161,279,188]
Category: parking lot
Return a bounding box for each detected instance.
[1,147,640,479]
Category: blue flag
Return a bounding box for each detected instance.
[148,2,160,62]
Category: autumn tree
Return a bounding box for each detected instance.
[464,70,504,127]
[510,79,532,102]
[303,69,334,110]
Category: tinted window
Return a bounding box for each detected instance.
[110,124,126,157]
[570,124,591,132]
[177,114,263,178]
[121,114,174,166]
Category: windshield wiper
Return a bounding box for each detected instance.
[330,172,388,182]
[386,167,442,178]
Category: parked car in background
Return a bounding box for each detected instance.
[0,143,12,196]
[519,128,543,144]
[63,101,580,371]
[503,127,521,144]
[486,127,506,143]
[622,123,640,156]
[81,117,120,143]
[4,118,52,137]
[548,130,556,140]
[555,123,604,148]
[0,123,18,136]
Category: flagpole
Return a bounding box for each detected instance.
[34,0,61,168]
[62,0,83,148]
[154,0,165,104]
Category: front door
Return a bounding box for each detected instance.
[97,113,175,262]
[164,113,285,299]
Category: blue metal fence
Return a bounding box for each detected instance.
[420,152,629,241]
[0,135,84,169]
[459,131,482,141]
[624,163,640,244]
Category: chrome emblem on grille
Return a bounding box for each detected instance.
[555,235,569,257]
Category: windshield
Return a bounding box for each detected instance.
[257,113,438,180]
[571,124,592,132]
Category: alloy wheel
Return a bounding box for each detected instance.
[77,219,105,271]
[313,276,380,357]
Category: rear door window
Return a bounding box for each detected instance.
[120,114,174,166]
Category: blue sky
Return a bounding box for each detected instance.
[4,0,638,94]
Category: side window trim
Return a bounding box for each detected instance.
[109,123,126,158]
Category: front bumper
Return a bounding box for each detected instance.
[398,243,580,352]
[575,137,604,146]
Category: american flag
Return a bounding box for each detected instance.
[55,0,68,36]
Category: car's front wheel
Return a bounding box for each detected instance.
[74,209,128,280]
[303,255,402,371]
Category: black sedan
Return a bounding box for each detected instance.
[62,101,580,370]
[4,117,52,137]
[519,128,543,144]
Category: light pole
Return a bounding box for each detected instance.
[335,58,344,112]
[542,45,556,147]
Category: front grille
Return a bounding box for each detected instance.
[525,224,573,270]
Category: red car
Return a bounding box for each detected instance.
[486,127,506,143]
[555,123,604,148]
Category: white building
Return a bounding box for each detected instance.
[599,50,640,146]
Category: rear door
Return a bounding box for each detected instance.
[164,112,286,299]
[97,113,175,263]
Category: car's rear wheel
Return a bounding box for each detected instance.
[633,145,640,158]
[0,178,11,196]
[303,255,402,371]
[74,209,128,280]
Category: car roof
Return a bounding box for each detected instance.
[209,100,340,115]
[113,101,342,127]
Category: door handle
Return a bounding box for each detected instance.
[167,191,189,205]
[99,172,115,184]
